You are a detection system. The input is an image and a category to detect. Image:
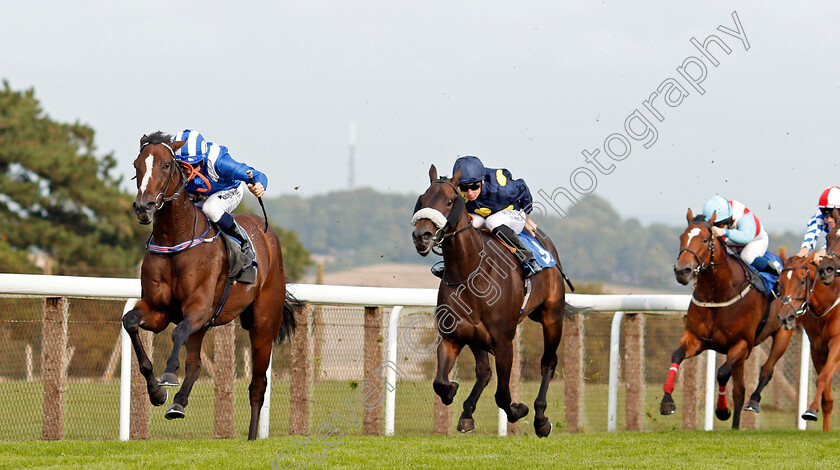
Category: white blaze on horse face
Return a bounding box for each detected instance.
[787,271,793,280]
[139,154,154,194]
[685,227,701,247]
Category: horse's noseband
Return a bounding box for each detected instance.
[413,179,470,254]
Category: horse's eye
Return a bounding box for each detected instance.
[702,238,709,243]
[446,199,453,207]
[163,162,171,169]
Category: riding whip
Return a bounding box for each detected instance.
[247,170,269,232]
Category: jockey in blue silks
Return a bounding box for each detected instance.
[796,186,840,259]
[702,195,781,276]
[172,129,268,270]
[453,156,543,278]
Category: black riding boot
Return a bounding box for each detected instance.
[222,220,257,277]
[491,225,543,279]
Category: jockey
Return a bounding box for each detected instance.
[702,195,781,276]
[453,156,543,278]
[172,129,268,272]
[796,186,840,259]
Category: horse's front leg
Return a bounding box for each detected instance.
[805,336,840,423]
[166,328,207,420]
[715,339,750,427]
[160,306,210,387]
[494,338,528,423]
[247,331,273,440]
[433,336,463,406]
[457,347,491,433]
[122,300,170,406]
[746,328,794,413]
[660,331,702,415]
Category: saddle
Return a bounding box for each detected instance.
[219,229,257,284]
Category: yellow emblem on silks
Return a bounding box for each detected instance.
[496,169,507,186]
[475,207,492,217]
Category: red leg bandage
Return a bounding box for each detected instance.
[716,385,728,409]
[663,363,680,394]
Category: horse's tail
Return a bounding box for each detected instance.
[276,287,302,344]
[563,301,586,318]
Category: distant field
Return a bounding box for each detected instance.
[2,432,840,469]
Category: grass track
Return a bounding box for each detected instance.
[3,432,840,469]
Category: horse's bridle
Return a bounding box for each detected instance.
[676,222,726,274]
[413,179,472,255]
[779,264,813,318]
[139,141,188,210]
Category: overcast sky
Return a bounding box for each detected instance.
[4,1,838,233]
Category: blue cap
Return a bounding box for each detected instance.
[173,129,209,164]
[453,156,485,184]
[702,195,731,222]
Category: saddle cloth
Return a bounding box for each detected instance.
[518,232,557,269]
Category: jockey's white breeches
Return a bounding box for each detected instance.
[194,184,244,223]
[731,230,769,265]
[470,209,527,234]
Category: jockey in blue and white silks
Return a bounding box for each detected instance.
[702,195,780,275]
[453,155,542,278]
[796,186,840,258]
[173,129,268,271]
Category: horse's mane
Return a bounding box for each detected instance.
[140,131,173,149]
[692,214,707,222]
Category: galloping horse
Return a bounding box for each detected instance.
[664,209,792,429]
[124,132,296,440]
[411,165,569,437]
[777,247,840,429]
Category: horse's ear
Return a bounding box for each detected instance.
[832,208,840,221]
[171,140,186,153]
[429,165,438,183]
[140,134,148,147]
[452,167,462,187]
[709,211,717,226]
[779,245,787,260]
[686,208,694,224]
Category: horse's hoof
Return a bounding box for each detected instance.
[165,403,185,420]
[150,387,168,407]
[535,417,552,437]
[509,403,529,422]
[159,372,179,387]
[802,409,819,421]
[660,394,676,416]
[457,418,475,433]
[441,382,459,406]
[715,407,732,421]
[743,400,761,413]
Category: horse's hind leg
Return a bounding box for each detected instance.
[433,337,463,406]
[660,332,702,415]
[821,383,833,431]
[805,337,840,424]
[166,329,207,420]
[122,302,168,406]
[494,339,529,424]
[533,312,562,437]
[457,347,491,433]
[715,340,749,427]
[746,328,794,413]
[247,334,273,441]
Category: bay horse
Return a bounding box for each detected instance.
[411,165,569,437]
[124,131,296,440]
[777,247,840,429]
[663,209,793,429]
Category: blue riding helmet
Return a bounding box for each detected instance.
[173,129,209,165]
[453,156,485,184]
[702,195,731,223]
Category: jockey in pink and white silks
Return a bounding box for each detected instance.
[796,186,840,259]
[702,195,781,276]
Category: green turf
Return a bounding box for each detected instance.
[2,432,840,469]
[0,378,806,440]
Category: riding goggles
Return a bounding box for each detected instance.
[458,182,482,192]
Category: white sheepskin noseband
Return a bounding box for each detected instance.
[412,207,448,229]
